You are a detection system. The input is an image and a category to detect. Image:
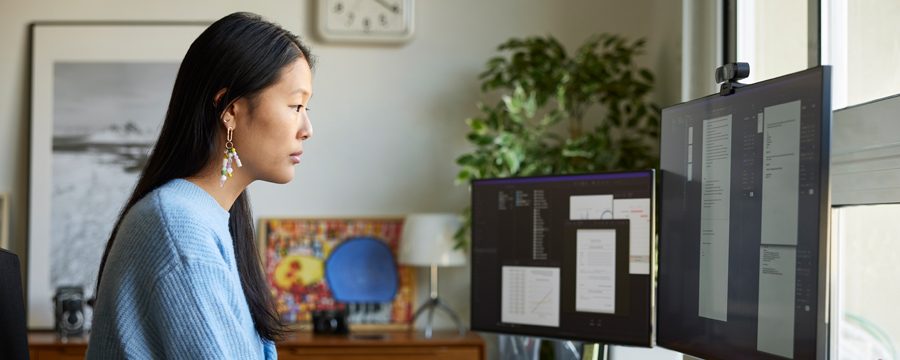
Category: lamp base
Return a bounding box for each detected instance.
[409,297,466,339]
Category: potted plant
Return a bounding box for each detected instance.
[454,34,661,249]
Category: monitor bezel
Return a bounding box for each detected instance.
[655,66,832,360]
[469,169,657,348]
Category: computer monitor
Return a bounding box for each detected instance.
[470,170,655,346]
[657,66,831,360]
[0,248,30,360]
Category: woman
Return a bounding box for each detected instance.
[86,12,313,359]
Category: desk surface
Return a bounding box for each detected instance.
[28,330,484,347]
[28,332,89,347]
[279,331,484,346]
[29,331,486,360]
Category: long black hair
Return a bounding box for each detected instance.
[95,12,314,342]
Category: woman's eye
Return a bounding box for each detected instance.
[292,105,303,112]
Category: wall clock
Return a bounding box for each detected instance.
[316,0,415,44]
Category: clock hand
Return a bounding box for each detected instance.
[373,0,400,13]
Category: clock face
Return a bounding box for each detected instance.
[318,0,414,43]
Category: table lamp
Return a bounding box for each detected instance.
[399,213,467,339]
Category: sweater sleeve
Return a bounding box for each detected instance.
[149,261,266,359]
[265,340,278,360]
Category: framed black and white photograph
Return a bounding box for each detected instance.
[28,22,207,329]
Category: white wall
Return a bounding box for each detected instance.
[0,0,681,358]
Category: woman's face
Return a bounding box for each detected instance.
[229,57,313,184]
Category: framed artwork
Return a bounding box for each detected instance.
[27,22,208,329]
[0,193,8,250]
[258,218,416,331]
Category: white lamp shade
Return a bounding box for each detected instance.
[398,213,467,267]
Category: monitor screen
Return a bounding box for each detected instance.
[657,66,831,360]
[470,171,655,346]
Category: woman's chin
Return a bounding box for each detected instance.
[255,165,296,184]
[269,168,295,184]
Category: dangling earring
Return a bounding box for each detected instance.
[220,126,243,187]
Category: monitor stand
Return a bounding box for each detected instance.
[581,343,608,360]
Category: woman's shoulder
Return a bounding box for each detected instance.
[125,183,214,230]
[143,179,229,222]
[117,179,232,263]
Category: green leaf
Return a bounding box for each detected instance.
[540,113,561,127]
[523,91,537,118]
[467,133,494,146]
[603,36,616,47]
[519,162,539,176]
[503,151,520,174]
[627,115,640,127]
[502,95,521,114]
[513,85,527,102]
[456,154,476,166]
[556,86,567,110]
[487,56,506,67]
[455,168,471,185]
[494,132,515,147]
[466,118,488,134]
[562,148,593,158]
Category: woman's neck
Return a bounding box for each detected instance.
[184,166,253,212]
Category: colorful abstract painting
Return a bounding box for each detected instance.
[259,218,415,329]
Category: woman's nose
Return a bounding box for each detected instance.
[299,114,313,140]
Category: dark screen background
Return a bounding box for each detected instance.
[470,171,654,346]
[657,67,830,360]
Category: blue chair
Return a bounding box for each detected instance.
[325,237,399,303]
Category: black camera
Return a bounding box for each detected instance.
[716,62,751,96]
[715,62,750,84]
[312,308,349,335]
[54,286,85,337]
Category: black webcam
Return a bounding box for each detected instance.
[715,62,750,83]
[716,62,750,96]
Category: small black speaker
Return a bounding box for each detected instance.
[312,308,349,335]
[54,286,85,337]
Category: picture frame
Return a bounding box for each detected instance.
[0,193,9,250]
[258,217,416,332]
[27,22,208,329]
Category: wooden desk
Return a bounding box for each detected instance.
[28,331,486,360]
[28,332,89,360]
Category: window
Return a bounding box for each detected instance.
[736,0,808,84]
[833,206,900,360]
[829,0,900,108]
[831,72,900,360]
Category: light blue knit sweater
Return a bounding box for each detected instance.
[86,179,277,359]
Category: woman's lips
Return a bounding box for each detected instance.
[290,150,303,164]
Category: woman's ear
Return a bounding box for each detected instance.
[213,88,227,108]
[222,102,237,128]
[213,88,239,130]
